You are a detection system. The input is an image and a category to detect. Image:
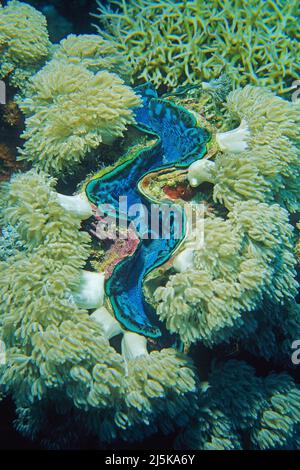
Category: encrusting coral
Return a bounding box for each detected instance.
[0,170,198,447]
[176,360,300,450]
[94,0,300,94]
[0,0,51,89]
[52,34,131,83]
[17,60,141,175]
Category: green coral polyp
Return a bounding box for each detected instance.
[213,86,300,212]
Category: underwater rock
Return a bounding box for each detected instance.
[41,4,73,43]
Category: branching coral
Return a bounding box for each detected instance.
[0,0,51,89]
[154,200,298,347]
[176,360,300,450]
[52,34,131,83]
[189,86,300,212]
[17,60,141,175]
[0,170,198,447]
[94,0,300,94]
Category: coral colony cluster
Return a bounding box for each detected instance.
[0,0,300,450]
[94,0,300,93]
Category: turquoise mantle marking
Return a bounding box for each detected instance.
[86,83,210,338]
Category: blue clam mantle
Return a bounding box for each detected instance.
[86,84,210,338]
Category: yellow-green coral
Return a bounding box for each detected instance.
[52,34,131,83]
[154,201,298,346]
[0,170,198,446]
[17,60,141,175]
[189,86,300,212]
[94,0,300,94]
[214,86,300,212]
[0,0,51,88]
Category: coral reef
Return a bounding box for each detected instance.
[17,60,141,175]
[0,0,300,450]
[94,0,300,94]
[0,170,198,447]
[154,85,300,351]
[176,360,300,450]
[0,0,51,89]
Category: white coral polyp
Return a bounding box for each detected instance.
[73,270,105,309]
[121,332,148,361]
[188,159,216,187]
[90,306,123,339]
[173,248,195,273]
[216,119,250,153]
[56,192,93,220]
